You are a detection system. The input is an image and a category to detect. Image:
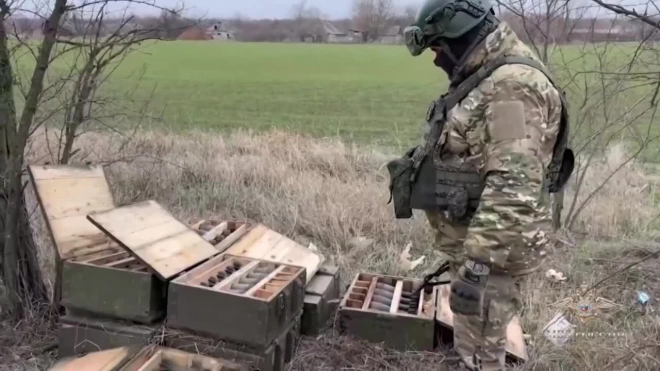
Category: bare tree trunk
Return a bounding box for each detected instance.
[0,0,68,320]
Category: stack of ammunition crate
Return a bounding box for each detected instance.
[29,164,335,371]
[163,252,307,371]
[50,345,247,371]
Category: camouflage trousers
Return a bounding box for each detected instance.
[425,211,523,371]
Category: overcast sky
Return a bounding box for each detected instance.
[17,0,660,20]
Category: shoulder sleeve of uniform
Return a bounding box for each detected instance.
[463,76,554,269]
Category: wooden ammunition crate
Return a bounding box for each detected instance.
[29,165,170,323]
[57,315,158,358]
[301,264,341,336]
[167,254,306,348]
[164,311,303,371]
[338,272,438,352]
[120,345,247,371]
[50,346,141,371]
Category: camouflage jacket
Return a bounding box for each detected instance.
[431,22,562,276]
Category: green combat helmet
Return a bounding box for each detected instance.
[404,0,498,63]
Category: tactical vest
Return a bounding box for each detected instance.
[387,55,574,220]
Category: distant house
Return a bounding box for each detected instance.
[207,22,234,41]
[324,22,362,43]
[569,18,638,42]
[178,22,234,41]
[377,26,403,44]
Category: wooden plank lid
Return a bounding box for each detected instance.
[86,200,219,280]
[28,164,118,261]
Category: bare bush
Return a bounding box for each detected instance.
[352,0,394,42]
[0,0,182,320]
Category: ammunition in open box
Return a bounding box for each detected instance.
[167,254,306,347]
[338,273,438,352]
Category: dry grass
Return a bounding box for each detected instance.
[564,143,659,239]
[2,128,659,370]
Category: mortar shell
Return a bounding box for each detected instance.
[254,267,272,274]
[225,266,235,274]
[246,272,267,279]
[216,272,226,280]
[208,277,217,285]
[373,289,413,304]
[371,295,392,306]
[200,282,209,287]
[238,277,261,285]
[369,302,390,312]
[233,261,242,270]
[231,282,251,291]
[397,305,418,312]
[374,289,393,298]
[376,283,395,292]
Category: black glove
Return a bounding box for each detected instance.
[449,259,490,317]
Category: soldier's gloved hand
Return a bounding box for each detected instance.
[449,259,490,317]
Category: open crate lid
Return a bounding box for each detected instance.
[86,200,219,281]
[28,164,118,261]
[223,223,325,284]
[48,346,136,371]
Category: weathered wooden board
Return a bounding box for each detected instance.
[122,346,246,371]
[164,311,303,371]
[224,224,323,284]
[28,164,117,261]
[49,346,133,371]
[87,200,218,280]
[435,285,529,362]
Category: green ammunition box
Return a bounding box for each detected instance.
[167,254,306,348]
[61,247,167,324]
[57,315,158,359]
[301,264,341,336]
[164,311,303,371]
[337,272,438,352]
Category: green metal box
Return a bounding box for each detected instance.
[167,254,306,348]
[301,264,341,336]
[164,311,303,371]
[337,272,438,352]
[57,314,158,359]
[61,247,167,324]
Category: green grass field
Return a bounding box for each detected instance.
[102,41,445,147]
[15,39,657,153]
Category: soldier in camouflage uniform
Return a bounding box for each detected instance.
[394,0,571,370]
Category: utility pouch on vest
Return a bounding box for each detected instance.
[386,146,417,219]
[410,154,484,222]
